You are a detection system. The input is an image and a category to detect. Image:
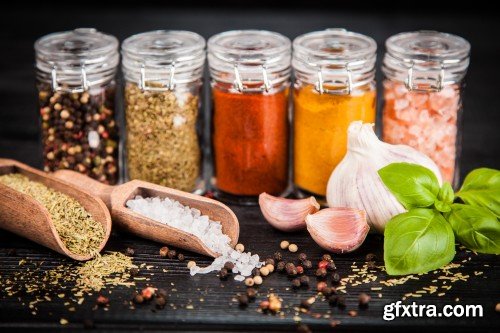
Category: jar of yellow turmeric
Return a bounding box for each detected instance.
[292,29,377,198]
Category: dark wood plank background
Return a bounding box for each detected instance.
[0,4,499,332]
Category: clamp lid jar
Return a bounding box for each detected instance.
[382,30,471,185]
[292,29,377,198]
[35,28,120,184]
[122,30,206,192]
[208,30,292,204]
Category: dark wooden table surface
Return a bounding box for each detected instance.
[0,4,499,332]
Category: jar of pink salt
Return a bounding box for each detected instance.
[382,31,470,187]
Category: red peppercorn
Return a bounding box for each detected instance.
[96,295,109,306]
[318,260,329,269]
[316,281,327,292]
[296,266,304,275]
[141,287,156,301]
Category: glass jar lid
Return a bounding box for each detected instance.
[293,29,377,95]
[208,30,291,93]
[35,28,119,92]
[122,30,206,90]
[383,30,470,92]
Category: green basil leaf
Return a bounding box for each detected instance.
[434,199,451,213]
[456,168,500,217]
[438,182,454,205]
[448,204,500,254]
[384,208,455,275]
[378,163,440,209]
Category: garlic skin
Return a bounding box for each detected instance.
[326,121,442,234]
[305,208,369,253]
[259,192,320,232]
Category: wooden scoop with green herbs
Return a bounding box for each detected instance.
[0,158,111,261]
[53,169,239,258]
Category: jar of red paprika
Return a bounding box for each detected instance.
[35,28,120,184]
[208,30,291,204]
[382,31,470,187]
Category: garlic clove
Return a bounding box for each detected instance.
[259,193,320,232]
[305,207,369,253]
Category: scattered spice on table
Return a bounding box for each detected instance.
[0,173,105,256]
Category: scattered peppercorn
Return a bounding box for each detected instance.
[348,310,358,317]
[328,295,338,306]
[299,275,310,287]
[246,288,257,300]
[359,293,371,308]
[268,294,281,313]
[286,266,298,277]
[238,294,249,307]
[337,296,346,309]
[291,278,301,289]
[280,240,290,249]
[235,243,245,252]
[296,266,304,275]
[125,247,135,257]
[252,267,260,276]
[141,287,155,301]
[300,299,311,309]
[331,273,341,285]
[318,260,328,269]
[167,250,177,259]
[259,300,270,311]
[253,275,263,285]
[187,261,196,269]
[219,268,229,280]
[133,294,144,304]
[273,251,282,261]
[298,253,307,262]
[159,246,169,257]
[129,267,139,277]
[245,277,255,287]
[315,268,327,279]
[276,261,286,272]
[288,244,298,253]
[365,253,376,261]
[302,260,312,269]
[177,253,185,261]
[155,296,166,309]
[265,264,275,273]
[265,258,275,266]
[156,289,168,298]
[224,262,235,271]
[326,261,336,271]
[260,267,270,276]
[322,254,332,262]
[367,261,376,269]
[322,287,334,297]
[96,295,109,306]
[316,281,327,292]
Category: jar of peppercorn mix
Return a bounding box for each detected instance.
[121,30,206,192]
[208,30,292,205]
[292,29,377,199]
[382,31,470,187]
[35,28,120,184]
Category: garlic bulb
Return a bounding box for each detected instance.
[305,207,369,253]
[326,121,442,233]
[259,193,320,232]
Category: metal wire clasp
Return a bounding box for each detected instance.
[233,64,271,92]
[51,64,89,93]
[314,63,352,95]
[139,63,176,91]
[405,61,444,92]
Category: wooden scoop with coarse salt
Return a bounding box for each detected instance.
[0,158,112,261]
[53,170,240,258]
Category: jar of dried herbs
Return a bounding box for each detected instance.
[208,30,292,205]
[35,28,120,184]
[122,30,206,192]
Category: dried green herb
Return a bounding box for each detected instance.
[125,82,200,191]
[0,173,105,256]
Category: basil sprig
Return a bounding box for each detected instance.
[378,163,500,276]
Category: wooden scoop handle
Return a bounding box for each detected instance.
[52,170,114,209]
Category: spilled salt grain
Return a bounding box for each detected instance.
[126,196,263,280]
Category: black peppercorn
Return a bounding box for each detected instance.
[246,288,257,300]
[219,268,229,280]
[302,260,312,269]
[315,268,327,279]
[238,294,249,307]
[286,265,298,277]
[328,295,338,306]
[125,247,135,257]
[265,258,275,266]
[156,289,168,298]
[291,278,301,289]
[273,251,282,261]
[298,253,307,262]
[177,253,185,261]
[322,254,332,262]
[367,261,376,269]
[331,272,341,285]
[129,267,139,277]
[322,287,333,296]
[358,293,371,308]
[326,261,336,271]
[365,253,376,261]
[133,294,144,304]
[337,296,346,309]
[224,262,235,271]
[167,250,177,259]
[299,275,310,287]
[276,261,286,272]
[155,296,166,309]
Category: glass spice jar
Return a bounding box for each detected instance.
[35,28,120,184]
[208,30,292,205]
[122,30,206,192]
[382,31,471,186]
[293,29,377,199]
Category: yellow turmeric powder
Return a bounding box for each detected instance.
[293,84,376,196]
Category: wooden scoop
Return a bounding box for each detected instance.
[53,170,239,258]
[0,159,111,261]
